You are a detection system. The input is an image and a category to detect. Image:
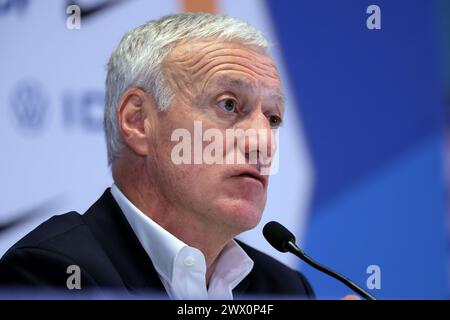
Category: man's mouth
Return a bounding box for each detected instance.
[232,168,267,188]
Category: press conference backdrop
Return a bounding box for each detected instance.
[0,0,448,299]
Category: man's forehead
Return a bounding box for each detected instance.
[169,39,278,72]
[166,40,285,110]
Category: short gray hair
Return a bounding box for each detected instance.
[104,13,269,165]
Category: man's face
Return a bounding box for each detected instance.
[145,40,283,236]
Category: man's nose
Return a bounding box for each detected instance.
[237,111,276,165]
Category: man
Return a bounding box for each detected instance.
[0,13,314,299]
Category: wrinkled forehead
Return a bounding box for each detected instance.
[164,40,283,104]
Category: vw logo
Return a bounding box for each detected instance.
[9,80,49,133]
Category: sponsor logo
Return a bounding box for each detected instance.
[9,80,49,133]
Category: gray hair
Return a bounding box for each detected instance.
[104,13,269,165]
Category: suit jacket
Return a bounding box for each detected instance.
[0,189,314,299]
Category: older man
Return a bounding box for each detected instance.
[0,13,314,299]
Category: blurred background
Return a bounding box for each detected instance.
[0,0,448,299]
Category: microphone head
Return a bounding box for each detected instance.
[263,221,296,252]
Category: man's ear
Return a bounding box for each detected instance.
[117,88,153,157]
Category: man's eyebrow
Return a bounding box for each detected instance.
[270,91,285,114]
[206,75,285,113]
[210,76,254,90]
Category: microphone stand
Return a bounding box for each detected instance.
[286,240,376,300]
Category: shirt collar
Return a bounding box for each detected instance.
[110,184,184,283]
[209,240,254,298]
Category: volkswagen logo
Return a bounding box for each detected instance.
[9,79,49,133]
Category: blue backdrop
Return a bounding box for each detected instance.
[267,0,449,298]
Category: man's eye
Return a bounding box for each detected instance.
[268,115,282,129]
[217,98,237,112]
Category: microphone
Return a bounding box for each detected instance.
[263,221,376,300]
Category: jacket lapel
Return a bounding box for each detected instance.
[82,189,167,297]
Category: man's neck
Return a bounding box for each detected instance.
[113,162,234,283]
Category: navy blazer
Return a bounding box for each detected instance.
[0,189,314,299]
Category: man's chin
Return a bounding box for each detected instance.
[218,202,264,234]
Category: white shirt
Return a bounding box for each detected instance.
[110,184,254,300]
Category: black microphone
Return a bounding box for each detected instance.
[263,221,376,300]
